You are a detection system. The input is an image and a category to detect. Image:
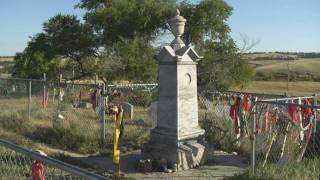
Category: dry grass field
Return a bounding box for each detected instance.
[233,81,320,96]
[250,58,320,76]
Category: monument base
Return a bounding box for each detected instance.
[142,130,214,171]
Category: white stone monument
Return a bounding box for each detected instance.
[142,10,213,171]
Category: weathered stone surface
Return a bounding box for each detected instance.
[142,136,214,170]
[142,10,212,171]
[150,101,157,128]
[77,101,92,109]
[123,102,134,120]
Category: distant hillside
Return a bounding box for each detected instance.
[0,56,14,62]
[250,58,320,81]
[0,56,14,75]
[245,52,320,60]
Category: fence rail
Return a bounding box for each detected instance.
[0,139,107,179]
[0,77,319,178]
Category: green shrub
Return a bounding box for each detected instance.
[30,122,100,153]
[0,112,30,133]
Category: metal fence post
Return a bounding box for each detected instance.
[95,74,98,86]
[251,96,258,175]
[28,80,31,120]
[43,73,46,108]
[298,97,304,143]
[101,83,106,146]
[58,74,62,105]
[313,94,317,141]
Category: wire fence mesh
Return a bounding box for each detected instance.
[197,89,319,177]
[0,78,158,154]
[252,98,319,175]
[0,77,319,178]
[0,139,106,180]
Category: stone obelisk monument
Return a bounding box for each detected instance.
[142,10,213,171]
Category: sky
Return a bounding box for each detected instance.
[0,0,319,56]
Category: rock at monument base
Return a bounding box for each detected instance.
[142,136,214,171]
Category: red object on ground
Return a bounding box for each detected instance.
[302,99,313,122]
[31,160,45,180]
[289,104,299,124]
[241,95,251,113]
[91,89,97,110]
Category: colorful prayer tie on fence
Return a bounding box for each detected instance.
[31,160,45,180]
[265,106,269,131]
[113,106,123,165]
[289,104,299,124]
[297,124,314,161]
[44,88,50,108]
[302,98,313,122]
[229,95,240,135]
[241,95,251,113]
[91,89,97,110]
[79,88,84,101]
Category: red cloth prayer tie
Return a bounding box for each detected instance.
[44,89,50,108]
[91,89,97,110]
[229,95,240,134]
[302,99,313,122]
[79,88,84,101]
[289,104,299,124]
[241,95,251,113]
[56,88,61,97]
[31,160,45,180]
[272,111,279,125]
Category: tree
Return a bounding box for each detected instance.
[13,14,99,80]
[43,14,99,79]
[77,0,175,83]
[116,37,157,82]
[177,0,255,90]
[78,0,176,45]
[179,0,233,48]
[14,0,255,89]
[13,34,62,79]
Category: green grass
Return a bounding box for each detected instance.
[199,107,251,157]
[231,157,320,180]
[0,94,152,155]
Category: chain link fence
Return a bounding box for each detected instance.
[1,77,319,178]
[0,77,158,154]
[197,89,319,178]
[0,139,107,179]
[251,97,319,178]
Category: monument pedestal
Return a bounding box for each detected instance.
[142,128,214,170]
[142,10,214,171]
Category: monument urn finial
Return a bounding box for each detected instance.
[168,9,186,50]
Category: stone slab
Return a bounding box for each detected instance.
[123,102,134,120]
